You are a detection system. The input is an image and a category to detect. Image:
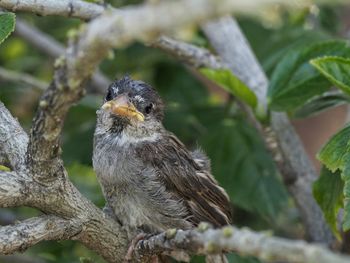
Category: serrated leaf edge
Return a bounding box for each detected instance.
[0,12,16,45]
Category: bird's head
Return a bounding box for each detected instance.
[96,76,164,136]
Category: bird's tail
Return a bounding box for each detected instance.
[206,254,228,263]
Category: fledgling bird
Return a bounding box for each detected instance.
[93,76,232,259]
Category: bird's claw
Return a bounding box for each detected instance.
[124,233,148,262]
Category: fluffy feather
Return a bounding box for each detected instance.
[93,77,232,260]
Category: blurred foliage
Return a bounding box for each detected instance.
[0,1,349,262]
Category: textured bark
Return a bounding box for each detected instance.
[0,0,104,20]
[0,171,28,207]
[0,102,28,171]
[0,216,81,254]
[135,226,350,263]
[0,168,129,262]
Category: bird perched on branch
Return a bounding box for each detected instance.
[93,76,232,261]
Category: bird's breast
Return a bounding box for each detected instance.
[93,134,143,186]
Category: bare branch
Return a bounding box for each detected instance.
[3,0,348,20]
[0,102,28,171]
[0,215,81,254]
[0,169,129,262]
[201,16,333,244]
[151,36,223,69]
[0,171,28,207]
[135,226,350,263]
[0,0,104,20]
[0,254,46,263]
[14,18,110,94]
[0,67,48,90]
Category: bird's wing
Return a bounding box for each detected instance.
[135,133,233,227]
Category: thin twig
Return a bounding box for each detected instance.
[0,67,48,90]
[151,36,223,69]
[14,18,110,93]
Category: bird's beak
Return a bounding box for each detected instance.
[102,94,144,121]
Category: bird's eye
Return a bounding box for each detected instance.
[145,103,153,114]
[105,89,114,101]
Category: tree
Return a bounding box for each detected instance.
[0,0,350,262]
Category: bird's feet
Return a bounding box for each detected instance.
[124,233,150,262]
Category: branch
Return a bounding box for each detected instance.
[0,67,48,90]
[3,0,347,19]
[0,102,28,171]
[0,255,46,263]
[0,215,81,254]
[25,0,280,180]
[0,171,28,207]
[14,18,110,94]
[201,16,333,244]
[134,226,350,263]
[0,0,104,20]
[0,158,129,262]
[151,36,223,69]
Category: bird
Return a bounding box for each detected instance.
[92,76,232,261]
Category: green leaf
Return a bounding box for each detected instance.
[0,12,15,45]
[199,117,289,219]
[0,165,11,172]
[311,56,350,95]
[318,125,350,172]
[313,167,343,240]
[318,125,350,230]
[293,91,350,118]
[268,41,350,111]
[200,68,257,108]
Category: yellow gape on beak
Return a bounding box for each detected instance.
[102,94,145,121]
